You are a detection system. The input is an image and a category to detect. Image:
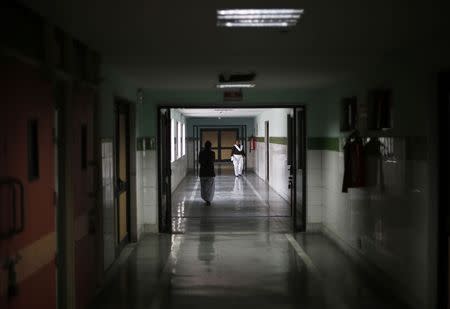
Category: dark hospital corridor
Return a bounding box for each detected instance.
[91,168,409,309]
[1,1,450,309]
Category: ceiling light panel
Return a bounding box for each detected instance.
[216,83,256,89]
[217,9,304,28]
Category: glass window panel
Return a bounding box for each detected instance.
[201,130,218,148]
[221,148,233,160]
[177,122,182,158]
[221,130,238,147]
[182,123,186,155]
[171,119,175,162]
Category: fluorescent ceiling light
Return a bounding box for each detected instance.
[217,9,304,28]
[216,83,256,89]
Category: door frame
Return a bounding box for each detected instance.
[293,108,307,232]
[157,104,306,233]
[157,108,172,233]
[438,71,450,309]
[114,98,131,253]
[265,121,270,182]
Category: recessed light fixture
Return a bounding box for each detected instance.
[217,9,304,28]
[216,83,256,89]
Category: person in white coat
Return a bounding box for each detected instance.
[231,139,246,177]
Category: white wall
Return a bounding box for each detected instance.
[307,150,323,227]
[254,108,293,202]
[314,65,439,309]
[255,108,291,137]
[171,156,187,192]
[137,150,158,233]
[246,140,256,171]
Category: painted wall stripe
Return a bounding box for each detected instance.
[254,136,288,144]
[307,137,340,151]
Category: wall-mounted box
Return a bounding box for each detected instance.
[368,89,393,130]
[340,96,357,132]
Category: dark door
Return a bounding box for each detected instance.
[438,72,450,309]
[115,101,130,250]
[265,121,270,181]
[292,108,307,232]
[158,109,172,233]
[0,56,56,308]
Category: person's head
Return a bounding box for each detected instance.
[235,139,241,146]
[204,141,212,149]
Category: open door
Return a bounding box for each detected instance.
[158,109,172,233]
[115,100,130,251]
[289,108,307,232]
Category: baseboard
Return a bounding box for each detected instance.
[137,224,146,240]
[143,223,158,234]
[321,225,424,309]
[94,243,137,298]
[306,223,322,232]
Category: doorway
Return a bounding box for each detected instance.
[158,106,307,234]
[115,99,131,252]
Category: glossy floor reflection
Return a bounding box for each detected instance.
[91,232,410,309]
[91,168,410,309]
[171,166,291,233]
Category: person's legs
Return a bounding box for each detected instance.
[233,156,240,176]
[200,177,215,204]
[209,177,215,202]
[237,155,244,176]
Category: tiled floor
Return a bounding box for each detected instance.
[172,169,291,214]
[91,170,411,309]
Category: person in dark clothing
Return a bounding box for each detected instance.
[231,139,246,177]
[198,141,215,205]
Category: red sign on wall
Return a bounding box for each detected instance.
[224,90,243,101]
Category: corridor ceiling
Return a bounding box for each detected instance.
[19,0,449,90]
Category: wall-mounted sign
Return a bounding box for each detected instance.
[224,90,243,101]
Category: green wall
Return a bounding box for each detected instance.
[142,88,335,138]
[99,65,139,138]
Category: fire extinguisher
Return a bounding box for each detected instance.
[250,135,256,151]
